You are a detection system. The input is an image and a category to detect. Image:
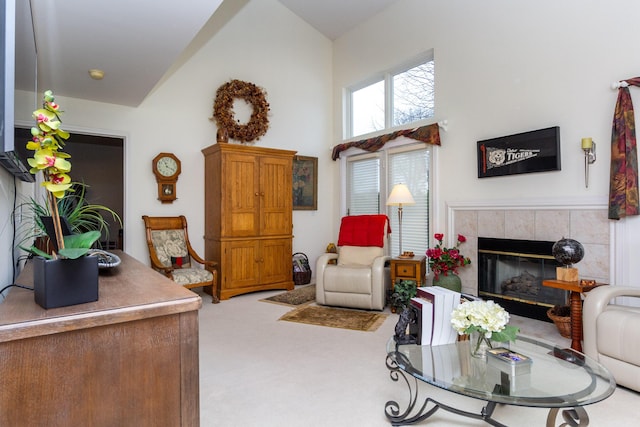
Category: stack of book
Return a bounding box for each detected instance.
[410,286,461,346]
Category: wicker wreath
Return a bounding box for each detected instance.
[212,79,270,143]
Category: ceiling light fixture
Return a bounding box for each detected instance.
[88,69,105,80]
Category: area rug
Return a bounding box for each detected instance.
[278,304,388,332]
[260,284,316,307]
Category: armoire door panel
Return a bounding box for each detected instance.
[225,241,259,288]
[224,154,259,237]
[260,239,292,285]
[260,157,292,236]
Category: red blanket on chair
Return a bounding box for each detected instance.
[337,215,391,247]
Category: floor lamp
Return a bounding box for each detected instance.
[386,184,415,255]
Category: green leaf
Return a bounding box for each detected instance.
[19,245,53,260]
[64,230,101,249]
[57,231,100,259]
[491,325,520,343]
[58,247,91,259]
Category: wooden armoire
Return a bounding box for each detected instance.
[202,143,296,300]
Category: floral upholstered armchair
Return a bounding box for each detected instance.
[142,215,219,303]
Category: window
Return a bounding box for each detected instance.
[393,62,435,127]
[387,147,430,255]
[346,145,431,255]
[347,156,380,215]
[348,53,434,138]
[351,81,384,137]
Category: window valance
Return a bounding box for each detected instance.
[331,123,441,161]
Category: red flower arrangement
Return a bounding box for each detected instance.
[426,233,471,280]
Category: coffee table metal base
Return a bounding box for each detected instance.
[385,355,591,427]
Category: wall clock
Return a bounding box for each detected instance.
[152,152,181,203]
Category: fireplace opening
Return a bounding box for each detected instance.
[478,237,566,322]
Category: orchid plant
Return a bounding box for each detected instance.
[24,90,100,260]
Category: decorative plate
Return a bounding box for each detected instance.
[87,249,122,269]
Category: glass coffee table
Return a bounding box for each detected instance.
[385,335,615,426]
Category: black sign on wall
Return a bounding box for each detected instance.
[477,126,561,178]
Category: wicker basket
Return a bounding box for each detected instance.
[292,252,312,286]
[547,307,571,338]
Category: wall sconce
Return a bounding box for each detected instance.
[582,137,596,188]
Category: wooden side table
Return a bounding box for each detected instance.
[542,279,606,352]
[391,255,427,289]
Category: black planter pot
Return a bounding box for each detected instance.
[33,256,99,309]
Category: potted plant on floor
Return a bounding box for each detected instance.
[22,90,102,309]
[390,279,417,313]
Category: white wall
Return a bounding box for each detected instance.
[332,0,640,286]
[0,0,334,290]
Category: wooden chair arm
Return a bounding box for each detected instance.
[187,247,217,269]
[155,264,175,277]
[201,259,218,269]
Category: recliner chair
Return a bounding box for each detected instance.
[583,285,640,391]
[315,215,391,311]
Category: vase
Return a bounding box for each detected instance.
[433,272,462,292]
[470,331,493,359]
[33,256,99,309]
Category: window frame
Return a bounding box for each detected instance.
[340,140,436,255]
[346,51,435,140]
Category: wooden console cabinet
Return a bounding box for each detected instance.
[0,252,201,427]
[202,143,296,299]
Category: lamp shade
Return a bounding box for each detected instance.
[386,184,415,206]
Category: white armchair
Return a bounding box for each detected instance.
[583,285,640,392]
[315,215,391,311]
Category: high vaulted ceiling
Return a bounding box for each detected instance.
[278,0,398,41]
[15,0,398,107]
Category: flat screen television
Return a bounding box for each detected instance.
[0,0,36,182]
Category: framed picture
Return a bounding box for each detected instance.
[477,126,561,178]
[292,155,317,210]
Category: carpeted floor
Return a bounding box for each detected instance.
[260,284,316,307]
[196,288,638,426]
[279,304,388,332]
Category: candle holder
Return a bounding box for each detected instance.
[582,138,596,188]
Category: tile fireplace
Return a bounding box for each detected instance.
[447,199,612,322]
[477,237,565,321]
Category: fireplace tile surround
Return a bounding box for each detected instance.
[446,200,612,298]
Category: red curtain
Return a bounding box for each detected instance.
[331,123,440,160]
[609,77,640,220]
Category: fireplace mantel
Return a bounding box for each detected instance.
[445,197,615,297]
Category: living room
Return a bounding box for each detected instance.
[1,0,640,425]
[3,0,640,287]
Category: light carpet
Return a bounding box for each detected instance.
[196,288,638,426]
[279,304,388,332]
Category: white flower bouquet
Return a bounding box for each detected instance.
[451,300,519,344]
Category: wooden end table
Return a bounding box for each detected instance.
[542,279,606,352]
[390,255,427,289]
